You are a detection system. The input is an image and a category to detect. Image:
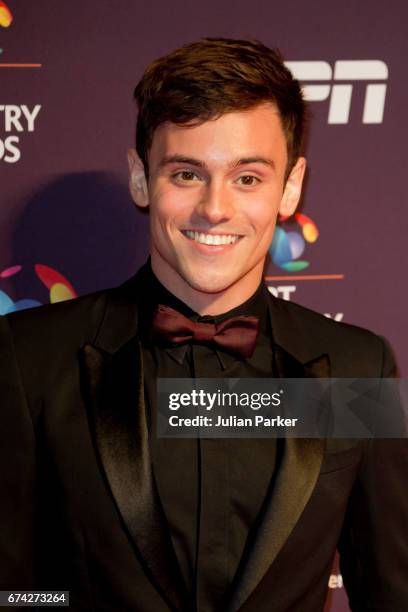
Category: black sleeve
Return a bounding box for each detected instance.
[0,316,36,590]
[338,337,408,611]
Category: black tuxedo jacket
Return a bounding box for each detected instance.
[0,269,407,611]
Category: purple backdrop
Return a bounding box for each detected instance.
[1,1,407,609]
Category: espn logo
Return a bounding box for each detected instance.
[285,60,388,124]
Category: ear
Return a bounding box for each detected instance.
[278,157,307,216]
[127,148,149,208]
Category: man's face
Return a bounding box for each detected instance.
[129,103,305,312]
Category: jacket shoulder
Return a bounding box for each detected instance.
[269,295,394,377]
[4,287,111,351]
[274,295,373,338]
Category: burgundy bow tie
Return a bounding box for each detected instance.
[150,304,260,359]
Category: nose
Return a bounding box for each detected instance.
[195,181,234,225]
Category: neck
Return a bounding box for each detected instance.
[150,256,265,316]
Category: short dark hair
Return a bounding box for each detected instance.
[134,38,306,177]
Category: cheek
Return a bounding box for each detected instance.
[150,183,196,226]
[246,198,280,239]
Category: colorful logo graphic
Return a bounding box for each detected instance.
[0,1,13,56]
[269,212,319,272]
[0,264,77,314]
[0,1,12,28]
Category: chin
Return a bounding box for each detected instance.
[182,266,240,295]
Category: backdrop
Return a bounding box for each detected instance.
[1,1,406,609]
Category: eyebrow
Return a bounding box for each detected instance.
[159,154,275,170]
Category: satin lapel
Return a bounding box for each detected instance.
[81,337,190,612]
[227,346,329,612]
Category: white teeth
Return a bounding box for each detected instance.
[184,230,241,245]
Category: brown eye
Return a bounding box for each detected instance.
[174,170,200,181]
[238,175,259,186]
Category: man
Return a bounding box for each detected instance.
[0,38,407,612]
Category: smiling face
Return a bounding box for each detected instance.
[128,103,306,314]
